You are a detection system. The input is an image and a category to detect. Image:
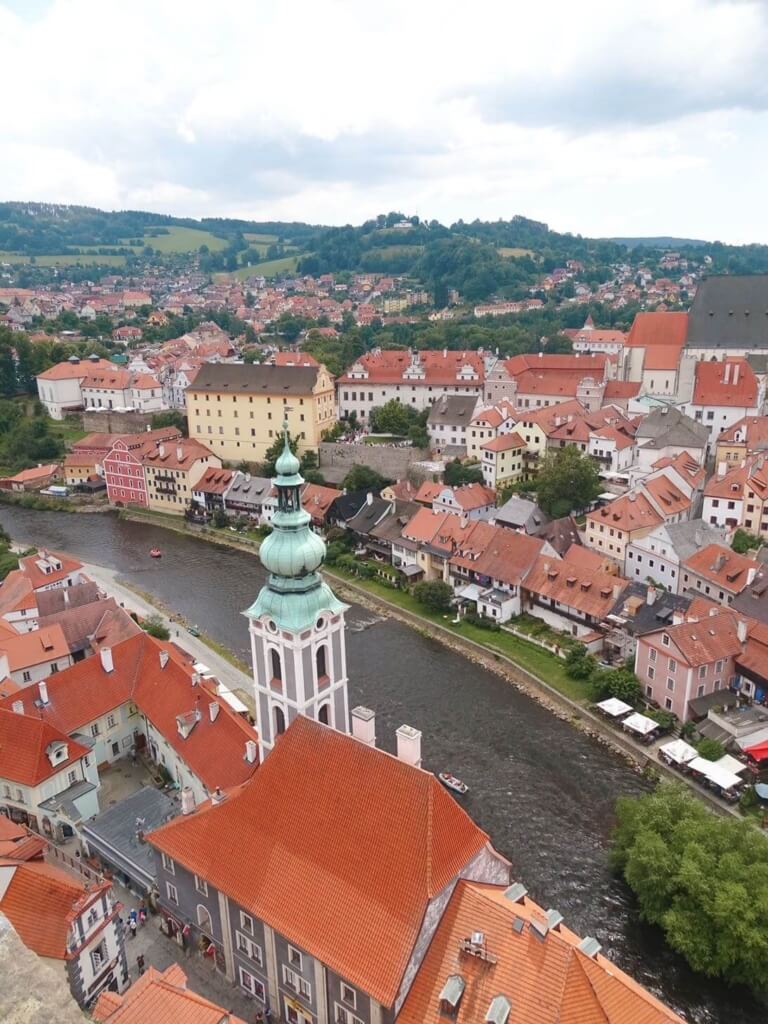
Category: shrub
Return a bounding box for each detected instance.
[464,611,501,631]
[593,668,643,706]
[142,614,170,641]
[695,737,724,761]
[412,580,454,613]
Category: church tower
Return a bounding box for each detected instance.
[245,427,350,759]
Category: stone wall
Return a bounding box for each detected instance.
[318,442,430,484]
[81,410,157,433]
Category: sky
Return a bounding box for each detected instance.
[1,0,766,242]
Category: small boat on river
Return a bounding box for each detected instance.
[150,547,162,558]
[439,772,468,795]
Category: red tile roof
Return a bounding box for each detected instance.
[301,482,342,521]
[398,881,681,1024]
[0,708,89,786]
[481,432,525,453]
[0,570,37,615]
[523,555,625,619]
[93,964,247,1024]
[651,451,705,489]
[0,816,47,861]
[603,379,641,400]
[272,351,319,367]
[17,550,82,592]
[0,858,88,959]
[643,474,691,519]
[192,467,233,495]
[142,439,215,472]
[683,544,759,594]
[587,492,662,534]
[643,610,745,667]
[149,716,496,1006]
[0,633,258,792]
[693,358,758,408]
[451,526,545,585]
[704,463,748,499]
[37,358,114,381]
[338,349,484,386]
[0,463,60,485]
[0,624,69,671]
[413,481,444,506]
[625,312,688,370]
[717,414,768,449]
[438,483,497,510]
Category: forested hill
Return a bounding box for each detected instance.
[3,202,768,301]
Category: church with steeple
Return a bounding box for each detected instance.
[245,427,350,759]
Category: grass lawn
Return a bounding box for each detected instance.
[215,255,302,282]
[0,253,127,267]
[325,567,591,703]
[138,226,228,253]
[49,418,88,445]
[363,434,405,445]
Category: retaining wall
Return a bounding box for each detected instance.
[318,442,430,484]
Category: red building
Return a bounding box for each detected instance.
[103,427,181,508]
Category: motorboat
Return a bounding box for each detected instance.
[439,772,468,795]
[150,548,162,558]
[188,625,201,638]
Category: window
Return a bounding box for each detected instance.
[283,965,311,999]
[67,769,77,785]
[316,645,327,681]
[239,966,265,1001]
[195,875,208,896]
[697,684,705,698]
[318,703,330,725]
[161,852,175,874]
[166,881,179,904]
[340,983,357,1009]
[90,722,100,737]
[649,648,657,663]
[22,670,31,683]
[336,1006,364,1024]
[87,907,99,928]
[668,658,676,672]
[647,666,655,680]
[107,713,117,729]
[270,649,282,682]
[715,660,724,673]
[288,945,303,970]
[197,904,213,934]
[236,931,264,965]
[666,678,674,691]
[240,911,255,935]
[661,634,670,647]
[90,940,107,973]
[15,789,24,803]
[665,697,673,710]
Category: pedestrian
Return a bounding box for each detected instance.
[129,918,137,939]
[129,908,138,924]
[139,908,147,926]
[137,954,145,976]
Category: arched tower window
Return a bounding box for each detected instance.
[316,644,328,682]
[270,649,282,682]
[273,705,286,736]
[318,703,330,725]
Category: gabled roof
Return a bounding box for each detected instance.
[142,439,215,472]
[191,467,233,495]
[0,816,47,861]
[642,610,745,667]
[0,709,89,786]
[36,357,113,381]
[0,633,258,792]
[692,358,758,408]
[189,362,324,394]
[634,406,709,450]
[704,462,748,499]
[17,550,82,592]
[413,481,444,506]
[625,311,688,370]
[586,492,663,534]
[643,473,691,519]
[0,624,69,671]
[338,349,484,387]
[0,464,59,485]
[0,858,95,960]
[437,483,497,511]
[683,544,760,594]
[481,432,525,453]
[687,274,768,349]
[717,414,768,450]
[651,451,705,489]
[398,880,680,1024]
[523,555,625,618]
[427,394,479,425]
[148,716,495,1007]
[0,571,37,616]
[93,964,247,1024]
[451,525,545,586]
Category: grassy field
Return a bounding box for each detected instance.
[139,226,228,253]
[497,247,535,258]
[0,226,229,266]
[244,232,278,244]
[216,255,301,282]
[326,566,591,702]
[0,252,128,267]
[49,418,88,446]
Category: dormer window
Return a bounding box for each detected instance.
[662,633,670,647]
[439,975,465,1018]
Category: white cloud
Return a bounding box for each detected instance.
[0,0,765,241]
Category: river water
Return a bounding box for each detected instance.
[2,506,762,1022]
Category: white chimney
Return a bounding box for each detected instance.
[748,567,757,585]
[11,700,24,715]
[646,586,656,606]
[366,491,373,505]
[100,647,114,673]
[724,362,731,385]
[158,444,165,457]
[737,619,748,643]
[191,672,201,686]
[159,650,169,669]
[181,786,195,815]
[733,362,740,386]
[177,445,183,461]
[209,701,220,722]
[396,724,422,768]
[351,706,376,747]
[211,786,226,804]
[245,740,258,763]
[38,681,49,705]
[717,461,727,477]
[612,583,622,600]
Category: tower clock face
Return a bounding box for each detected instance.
[266,619,278,633]
[316,617,325,631]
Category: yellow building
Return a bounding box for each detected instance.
[186,363,336,463]
[481,433,525,490]
[142,439,221,515]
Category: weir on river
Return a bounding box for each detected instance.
[2,506,764,1024]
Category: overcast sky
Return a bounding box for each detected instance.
[1,0,765,242]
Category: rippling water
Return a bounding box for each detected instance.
[3,506,764,1023]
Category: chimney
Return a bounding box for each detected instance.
[748,567,757,586]
[181,786,195,815]
[63,589,69,608]
[366,491,373,506]
[100,647,114,673]
[396,724,422,768]
[177,445,183,461]
[211,786,226,805]
[612,583,622,599]
[733,362,740,386]
[351,705,376,747]
[158,444,165,457]
[159,649,169,669]
[209,701,220,723]
[737,619,748,643]
[38,681,49,705]
[646,586,656,606]
[724,362,731,385]
[191,672,201,686]
[245,740,258,763]
[11,700,24,715]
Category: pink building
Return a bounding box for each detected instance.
[634,610,746,721]
[103,428,182,507]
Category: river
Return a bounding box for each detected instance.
[2,506,762,1023]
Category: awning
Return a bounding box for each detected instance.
[458,584,482,601]
[400,563,423,577]
[622,712,657,736]
[736,725,768,751]
[712,753,747,777]
[689,757,743,791]
[745,739,768,761]
[596,698,633,718]
[659,739,698,765]
[697,719,732,744]
[217,685,249,714]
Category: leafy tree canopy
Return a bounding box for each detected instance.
[413,580,454,613]
[443,458,483,486]
[535,446,601,517]
[341,464,388,492]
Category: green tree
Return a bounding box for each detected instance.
[593,668,642,705]
[564,644,597,680]
[151,410,187,433]
[443,459,483,486]
[535,446,601,517]
[413,580,454,613]
[695,737,724,761]
[369,399,414,436]
[732,528,761,555]
[611,783,768,992]
[261,432,298,477]
[341,464,387,492]
[142,614,170,641]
